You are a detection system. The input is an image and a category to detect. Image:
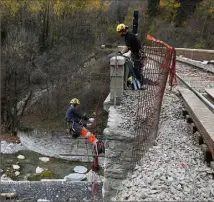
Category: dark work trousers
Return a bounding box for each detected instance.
[131,54,144,85]
[67,121,82,138]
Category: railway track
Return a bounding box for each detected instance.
[176,59,214,93]
[176,58,214,111]
[176,56,214,74]
[176,58,214,165]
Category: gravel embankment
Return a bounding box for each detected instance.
[115,87,214,201]
[117,90,139,132]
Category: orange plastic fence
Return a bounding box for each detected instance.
[147,34,176,87]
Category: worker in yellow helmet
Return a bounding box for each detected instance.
[116,23,145,87]
[66,98,105,155]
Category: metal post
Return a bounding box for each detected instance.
[133,10,139,35]
[92,147,99,171]
[92,155,99,171]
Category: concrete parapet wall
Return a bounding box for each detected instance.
[176,48,214,61]
[109,55,126,103]
[102,105,134,200]
[0,181,102,201]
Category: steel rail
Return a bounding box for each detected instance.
[176,58,214,74]
[147,53,214,74]
[176,73,214,113]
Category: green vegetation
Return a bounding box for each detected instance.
[145,0,214,48]
[27,169,58,181]
[1,150,103,181]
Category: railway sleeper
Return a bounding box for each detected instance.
[194,131,204,145]
[182,109,188,117]
[190,122,197,134]
[201,144,213,164]
[182,109,192,123]
[182,110,213,164]
[210,161,214,170]
[185,114,193,124]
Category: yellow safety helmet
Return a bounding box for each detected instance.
[128,76,132,82]
[70,98,80,105]
[116,24,127,32]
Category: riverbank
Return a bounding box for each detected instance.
[0,133,20,143]
[1,130,104,165]
[0,132,104,182]
[1,132,28,154]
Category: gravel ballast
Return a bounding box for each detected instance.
[117,90,139,132]
[115,87,214,201]
[176,59,214,93]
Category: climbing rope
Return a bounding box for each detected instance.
[88,55,110,199]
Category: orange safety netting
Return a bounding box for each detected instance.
[147,34,176,87]
[131,34,177,169]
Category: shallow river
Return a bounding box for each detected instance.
[0,150,92,180]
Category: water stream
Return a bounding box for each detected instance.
[0,150,96,181]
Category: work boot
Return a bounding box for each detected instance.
[140,86,147,90]
[72,132,80,138]
[95,141,105,155]
[66,128,70,135]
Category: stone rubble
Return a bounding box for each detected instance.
[0,141,28,154]
[39,157,50,162]
[64,173,86,181]
[114,87,214,201]
[12,165,20,170]
[1,174,13,181]
[17,154,25,160]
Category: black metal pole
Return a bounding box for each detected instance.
[133,10,139,35]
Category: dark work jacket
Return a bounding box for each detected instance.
[125,32,142,54]
[66,106,83,123]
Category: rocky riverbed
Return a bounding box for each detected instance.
[0,132,104,182]
[1,140,28,154]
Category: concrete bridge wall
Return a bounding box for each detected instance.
[0,181,102,201]
[175,48,214,61]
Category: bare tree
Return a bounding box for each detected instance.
[1,27,38,134]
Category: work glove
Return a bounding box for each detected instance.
[86,123,92,128]
[88,118,95,123]
[92,112,96,117]
[82,115,89,121]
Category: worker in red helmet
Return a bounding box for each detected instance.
[66,98,105,155]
